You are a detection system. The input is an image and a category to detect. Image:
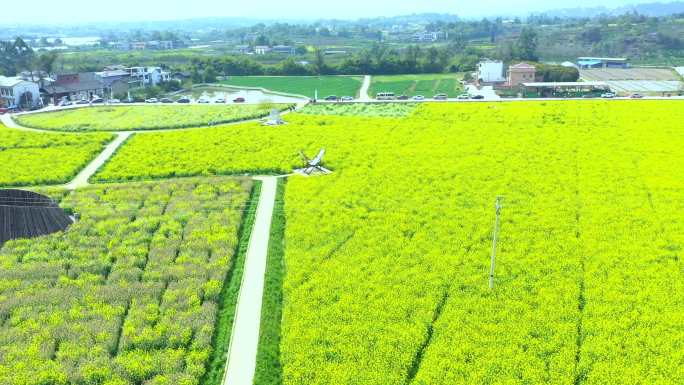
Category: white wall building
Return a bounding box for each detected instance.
[477,60,506,84]
[0,76,41,109]
[126,67,171,87]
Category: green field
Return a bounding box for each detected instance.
[0,178,254,385]
[221,76,363,99]
[369,73,464,98]
[0,123,112,186]
[91,100,684,385]
[2,100,684,384]
[15,105,283,132]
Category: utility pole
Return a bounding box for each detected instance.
[489,196,503,289]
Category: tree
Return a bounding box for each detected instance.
[517,27,539,61]
[313,47,327,75]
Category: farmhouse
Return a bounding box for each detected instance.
[507,63,536,87]
[0,76,41,109]
[521,81,610,97]
[126,67,170,87]
[43,73,105,104]
[477,60,506,84]
[577,57,628,69]
[255,46,272,55]
[272,45,296,55]
[95,70,131,97]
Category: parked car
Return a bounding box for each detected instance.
[0,107,8,115]
[601,93,616,99]
[233,97,246,103]
[215,97,226,103]
[457,94,470,100]
[76,99,90,105]
[341,96,354,102]
[109,99,121,104]
[413,95,425,101]
[197,98,210,104]
[145,98,159,103]
[630,93,644,99]
[177,97,191,104]
[58,100,73,107]
[324,95,339,101]
[91,97,104,104]
[397,95,410,100]
[433,94,448,100]
[471,95,485,100]
[160,98,173,103]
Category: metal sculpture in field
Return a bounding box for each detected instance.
[297,148,331,176]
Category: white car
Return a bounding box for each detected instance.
[601,93,616,99]
[341,96,354,102]
[197,98,210,104]
[413,95,425,101]
[109,99,121,104]
[145,98,159,103]
[215,98,226,103]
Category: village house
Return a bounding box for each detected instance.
[0,76,41,109]
[254,46,272,55]
[126,67,170,87]
[43,73,105,104]
[507,63,537,87]
[272,45,296,55]
[477,60,506,85]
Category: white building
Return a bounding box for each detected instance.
[0,76,41,109]
[126,67,171,87]
[254,46,272,55]
[477,60,506,84]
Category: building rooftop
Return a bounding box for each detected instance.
[577,57,628,61]
[522,81,608,87]
[0,76,27,88]
[509,63,536,70]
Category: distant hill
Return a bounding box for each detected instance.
[537,1,684,18]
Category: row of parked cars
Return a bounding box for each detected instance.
[56,96,248,107]
[144,96,247,104]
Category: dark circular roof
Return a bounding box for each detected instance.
[0,189,72,246]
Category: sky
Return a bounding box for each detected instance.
[0,0,663,25]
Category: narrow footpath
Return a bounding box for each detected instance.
[359,75,372,101]
[63,132,132,190]
[223,176,278,385]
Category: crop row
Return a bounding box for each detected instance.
[0,177,253,385]
[15,104,289,132]
[0,123,113,187]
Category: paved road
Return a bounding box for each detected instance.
[358,75,372,101]
[63,132,132,190]
[223,176,278,385]
[466,85,501,100]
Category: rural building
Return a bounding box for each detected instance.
[507,63,537,87]
[126,67,170,87]
[95,70,131,97]
[0,76,41,109]
[147,40,175,50]
[235,45,251,54]
[112,41,131,50]
[477,60,506,84]
[521,81,610,97]
[254,46,272,55]
[43,73,105,104]
[131,42,147,50]
[413,31,445,42]
[272,45,296,55]
[577,57,628,69]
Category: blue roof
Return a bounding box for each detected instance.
[578,60,602,66]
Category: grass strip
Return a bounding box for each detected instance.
[254,178,286,385]
[203,180,262,385]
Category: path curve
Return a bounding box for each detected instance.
[223,176,278,385]
[63,132,132,190]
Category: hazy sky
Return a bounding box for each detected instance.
[0,0,658,24]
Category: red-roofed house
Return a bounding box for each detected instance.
[507,63,536,87]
